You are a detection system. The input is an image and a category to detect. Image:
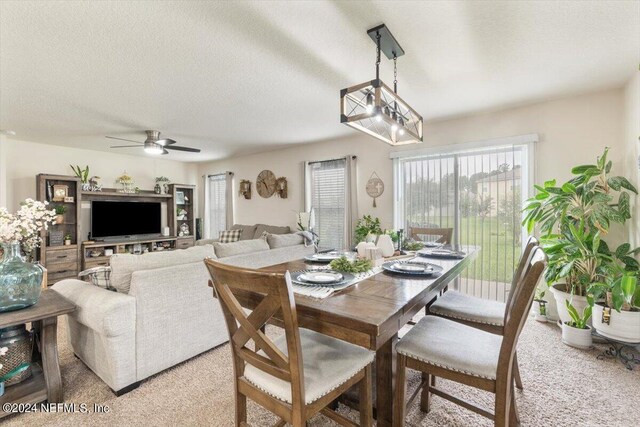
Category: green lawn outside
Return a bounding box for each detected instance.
[458,216,521,283]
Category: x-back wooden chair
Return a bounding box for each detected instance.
[409,227,454,244]
[205,259,374,427]
[393,247,547,427]
[427,236,539,390]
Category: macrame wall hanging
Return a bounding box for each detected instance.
[366,171,384,207]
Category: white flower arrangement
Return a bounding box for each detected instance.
[0,199,57,253]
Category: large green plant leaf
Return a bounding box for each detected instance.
[620,274,637,305]
[571,165,597,174]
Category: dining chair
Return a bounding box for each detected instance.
[393,247,547,427]
[409,227,454,244]
[426,236,539,390]
[204,259,375,427]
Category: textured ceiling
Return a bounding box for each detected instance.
[1,1,638,162]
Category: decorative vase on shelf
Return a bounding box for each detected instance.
[163,183,169,194]
[154,183,161,194]
[0,242,43,313]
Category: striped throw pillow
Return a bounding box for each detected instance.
[219,229,242,243]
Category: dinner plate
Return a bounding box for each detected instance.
[382,261,443,276]
[297,271,343,284]
[291,270,355,288]
[304,253,342,263]
[417,248,465,259]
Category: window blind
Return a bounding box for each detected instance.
[395,143,531,302]
[308,158,347,251]
[207,174,227,239]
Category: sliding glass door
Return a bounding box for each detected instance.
[395,142,532,302]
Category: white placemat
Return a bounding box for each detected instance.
[291,266,383,299]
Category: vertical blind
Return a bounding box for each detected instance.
[207,173,227,239]
[396,143,530,302]
[308,158,347,251]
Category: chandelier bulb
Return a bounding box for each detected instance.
[365,93,374,114]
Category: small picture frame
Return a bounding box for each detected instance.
[175,191,185,205]
[63,196,75,203]
[52,185,69,201]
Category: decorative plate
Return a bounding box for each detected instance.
[291,270,355,287]
[417,248,465,259]
[382,260,443,276]
[304,252,342,263]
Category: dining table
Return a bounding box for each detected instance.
[236,246,479,427]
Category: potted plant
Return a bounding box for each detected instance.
[63,234,72,246]
[533,289,548,322]
[354,215,382,244]
[70,165,90,190]
[562,298,593,349]
[524,147,637,325]
[54,205,66,224]
[590,267,640,342]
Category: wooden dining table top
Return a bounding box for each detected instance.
[249,246,479,351]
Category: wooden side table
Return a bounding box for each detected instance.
[0,290,75,416]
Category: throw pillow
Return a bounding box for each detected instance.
[78,266,116,291]
[267,233,304,249]
[219,229,242,243]
[213,238,270,258]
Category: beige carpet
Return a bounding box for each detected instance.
[4,318,640,426]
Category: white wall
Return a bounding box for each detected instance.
[1,138,199,239]
[623,72,640,248]
[199,88,626,242]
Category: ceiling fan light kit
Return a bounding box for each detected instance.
[107,130,201,155]
[340,24,423,146]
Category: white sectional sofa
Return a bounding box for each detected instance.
[52,234,314,394]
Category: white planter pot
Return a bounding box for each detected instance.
[550,283,592,327]
[535,313,548,323]
[365,234,378,243]
[593,303,640,343]
[561,323,593,349]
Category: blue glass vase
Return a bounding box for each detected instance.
[0,242,43,312]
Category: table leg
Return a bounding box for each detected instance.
[375,334,398,427]
[40,316,63,402]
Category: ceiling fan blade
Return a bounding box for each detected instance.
[106,136,143,144]
[164,145,201,153]
[110,145,143,148]
[156,138,177,146]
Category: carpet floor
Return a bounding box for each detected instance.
[4,318,640,426]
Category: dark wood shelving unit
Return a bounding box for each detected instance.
[36,174,82,286]
[168,184,196,249]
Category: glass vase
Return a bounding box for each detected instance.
[0,242,43,313]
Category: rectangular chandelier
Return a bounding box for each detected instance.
[340,79,423,145]
[340,24,423,146]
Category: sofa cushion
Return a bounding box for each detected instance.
[109,244,216,294]
[232,224,257,241]
[254,224,291,239]
[219,244,315,269]
[266,233,304,249]
[214,238,270,258]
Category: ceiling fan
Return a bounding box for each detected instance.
[107,130,201,155]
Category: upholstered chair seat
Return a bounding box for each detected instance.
[245,328,374,404]
[396,316,501,380]
[429,291,506,327]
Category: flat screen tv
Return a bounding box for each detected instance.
[91,201,162,240]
